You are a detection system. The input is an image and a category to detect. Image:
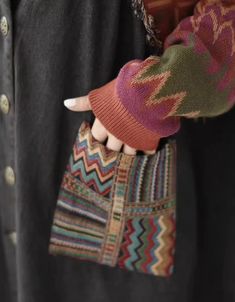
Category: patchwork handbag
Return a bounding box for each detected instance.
[48,120,177,277]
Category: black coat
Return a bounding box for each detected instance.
[1,1,235,302]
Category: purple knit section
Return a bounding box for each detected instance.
[116,60,180,136]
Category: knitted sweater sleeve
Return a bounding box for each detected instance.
[88,0,235,150]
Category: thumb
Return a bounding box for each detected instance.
[64,95,91,111]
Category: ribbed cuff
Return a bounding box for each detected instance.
[88,79,161,151]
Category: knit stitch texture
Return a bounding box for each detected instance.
[49,121,176,277]
[88,0,235,150]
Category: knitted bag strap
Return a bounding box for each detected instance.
[131,0,163,52]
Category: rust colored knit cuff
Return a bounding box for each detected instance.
[88,79,160,151]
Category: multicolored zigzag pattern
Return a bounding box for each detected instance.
[49,121,176,277]
[118,213,175,276]
[68,124,118,198]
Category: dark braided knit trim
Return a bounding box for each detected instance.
[131,0,163,51]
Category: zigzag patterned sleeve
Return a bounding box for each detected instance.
[88,0,235,151]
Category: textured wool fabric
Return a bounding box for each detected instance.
[48,121,177,277]
[0,1,151,301]
[1,1,235,302]
[88,0,235,150]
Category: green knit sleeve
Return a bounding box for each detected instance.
[88,0,235,150]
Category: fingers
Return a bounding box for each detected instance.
[91,118,123,152]
[64,96,91,111]
[123,144,137,155]
[90,118,157,155]
[144,149,156,155]
[91,118,108,143]
[106,133,123,152]
[63,95,157,155]
[123,145,156,155]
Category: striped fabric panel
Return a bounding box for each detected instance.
[68,122,119,199]
[49,121,177,277]
[99,155,134,266]
[60,171,111,211]
[118,213,176,276]
[125,141,176,203]
[49,172,110,262]
[49,122,118,262]
[117,139,176,276]
[124,198,176,217]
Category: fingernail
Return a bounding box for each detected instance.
[64,98,77,108]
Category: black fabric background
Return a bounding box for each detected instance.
[0,0,235,301]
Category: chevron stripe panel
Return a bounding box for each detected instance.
[49,121,177,277]
[68,122,119,199]
[118,213,175,276]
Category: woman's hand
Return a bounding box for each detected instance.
[64,96,156,155]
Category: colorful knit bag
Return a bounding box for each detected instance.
[48,121,177,277]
